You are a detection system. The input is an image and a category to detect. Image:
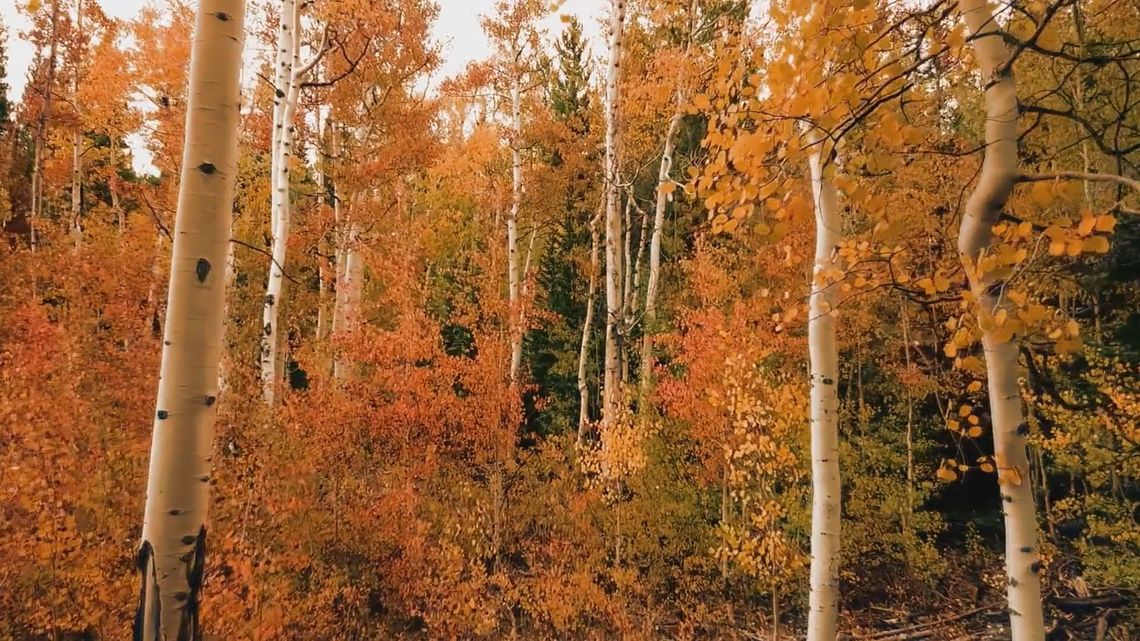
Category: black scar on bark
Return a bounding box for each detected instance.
[133,540,161,641]
[1017,422,1030,436]
[213,11,229,21]
[205,395,217,407]
[822,378,834,385]
[198,162,216,175]
[264,323,273,336]
[195,258,211,284]
[157,410,169,420]
[175,525,207,641]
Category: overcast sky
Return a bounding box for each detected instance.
[2,0,607,103]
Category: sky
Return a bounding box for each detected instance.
[1,0,607,173]
[2,0,608,104]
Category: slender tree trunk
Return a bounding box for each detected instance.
[30,0,62,253]
[334,219,361,384]
[261,0,299,405]
[640,110,681,393]
[578,204,603,442]
[134,2,245,639]
[959,2,1045,639]
[806,128,841,641]
[902,301,915,517]
[508,75,523,385]
[69,0,83,247]
[261,4,326,404]
[602,0,625,426]
[110,139,124,236]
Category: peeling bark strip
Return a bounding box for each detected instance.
[958,2,1046,639]
[134,1,245,639]
[806,127,842,641]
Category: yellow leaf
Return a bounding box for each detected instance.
[936,466,958,482]
[1094,214,1116,233]
[980,462,995,473]
[1030,181,1053,207]
[1077,214,1096,236]
[659,182,677,195]
[692,94,711,111]
[1048,240,1066,256]
[959,404,972,417]
[967,381,983,393]
[967,425,983,438]
[1082,236,1110,254]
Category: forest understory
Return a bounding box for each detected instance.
[0,0,1137,639]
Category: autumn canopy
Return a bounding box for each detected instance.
[0,0,1138,639]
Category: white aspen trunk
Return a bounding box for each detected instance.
[110,139,124,236]
[68,0,83,247]
[70,131,82,244]
[134,1,244,638]
[640,110,682,393]
[333,223,362,383]
[578,205,603,443]
[959,2,1045,639]
[806,128,842,641]
[218,238,237,394]
[262,5,327,404]
[261,0,299,406]
[619,191,632,384]
[602,0,625,426]
[508,75,523,385]
[30,0,62,253]
[269,0,295,236]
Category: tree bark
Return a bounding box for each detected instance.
[134,1,245,639]
[508,75,524,385]
[261,3,326,405]
[30,0,62,253]
[806,127,842,641]
[639,110,681,394]
[578,204,603,443]
[958,2,1046,639]
[69,0,83,247]
[602,0,625,426]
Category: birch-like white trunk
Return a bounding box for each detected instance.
[30,0,62,253]
[261,0,298,405]
[68,0,83,247]
[333,222,362,383]
[959,2,1045,638]
[578,205,602,442]
[261,4,327,405]
[134,1,244,638]
[602,0,625,426]
[508,76,524,385]
[806,128,841,641]
[639,110,681,393]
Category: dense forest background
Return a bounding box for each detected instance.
[0,0,1137,639]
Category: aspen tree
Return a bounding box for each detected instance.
[958,1,1046,638]
[68,0,83,247]
[806,127,841,641]
[261,1,327,405]
[30,0,62,253]
[134,1,244,638]
[508,72,523,383]
[578,203,603,441]
[602,0,625,426]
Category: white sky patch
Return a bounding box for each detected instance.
[2,0,609,174]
